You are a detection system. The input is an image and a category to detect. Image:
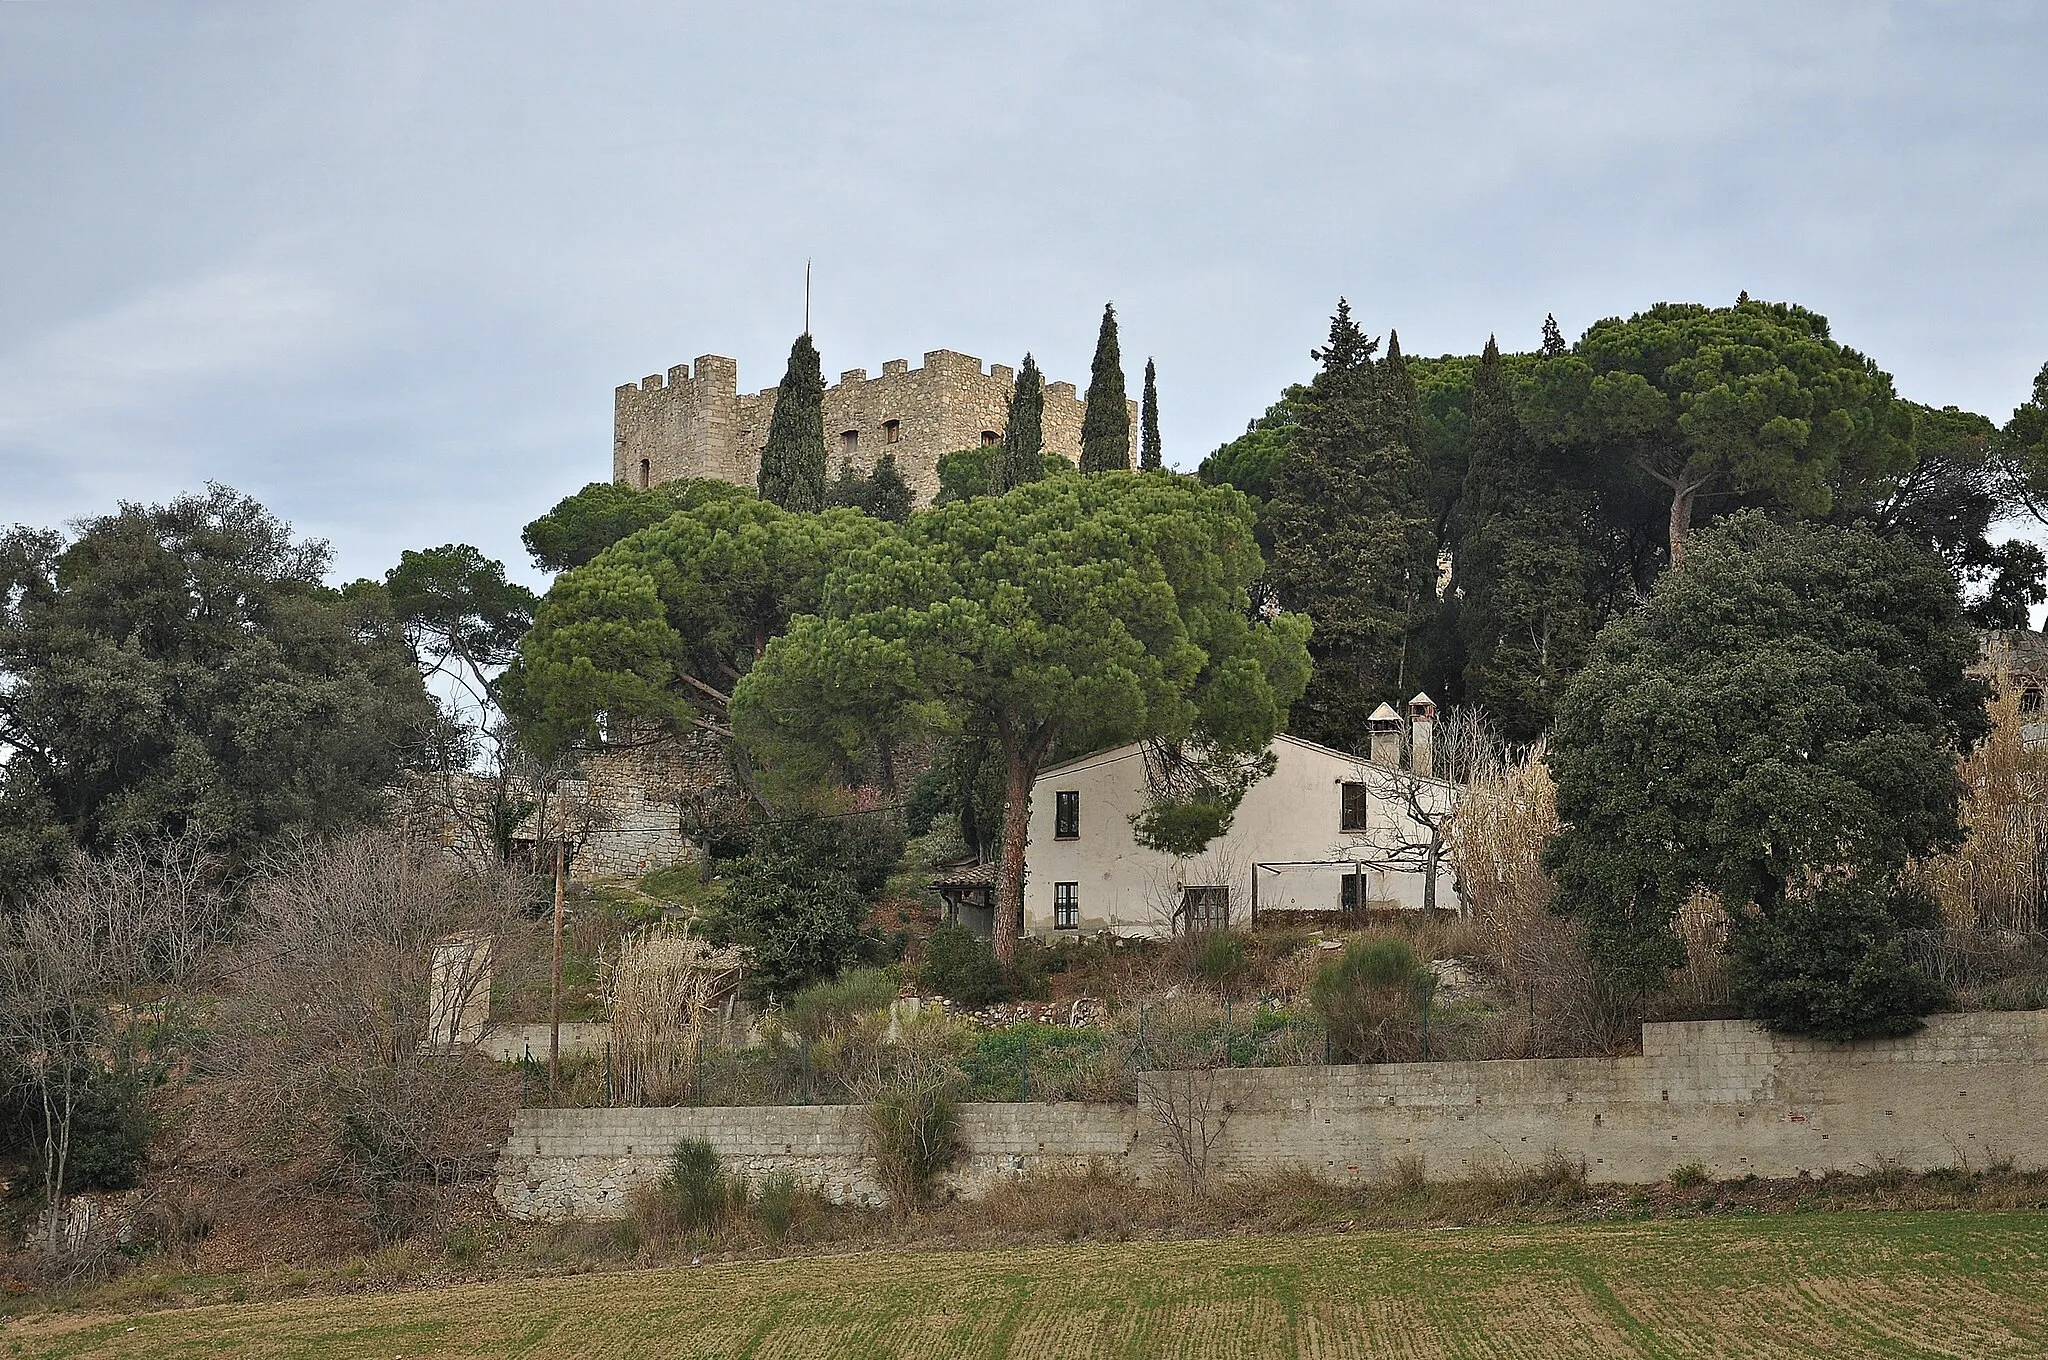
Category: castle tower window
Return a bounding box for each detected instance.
[638,458,651,490]
[2024,686,2043,715]
[981,430,1000,446]
[840,430,859,456]
[883,420,901,444]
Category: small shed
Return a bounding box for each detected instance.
[931,859,997,939]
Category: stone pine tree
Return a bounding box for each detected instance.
[1266,301,1435,754]
[992,353,1047,494]
[1079,303,1131,472]
[1140,358,1162,471]
[1455,337,1595,740]
[757,333,828,512]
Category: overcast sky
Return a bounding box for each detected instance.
[4,2,2045,585]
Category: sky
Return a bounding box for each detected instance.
[3,1,2045,587]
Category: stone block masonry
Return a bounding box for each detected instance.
[494,1010,2048,1220]
[614,348,1137,506]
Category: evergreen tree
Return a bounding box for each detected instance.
[1078,303,1131,472]
[1266,301,1435,752]
[992,353,1047,494]
[1455,337,1596,740]
[1140,358,1162,471]
[1540,313,1567,358]
[757,333,828,512]
[866,452,913,522]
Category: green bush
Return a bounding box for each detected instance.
[865,1082,960,1212]
[1192,932,1253,993]
[784,968,898,1043]
[923,922,1012,1006]
[62,1070,152,1193]
[1728,879,1946,1041]
[755,1170,800,1242]
[712,812,906,1000]
[963,1022,1107,1101]
[661,1137,727,1230]
[1669,1160,1711,1189]
[1308,936,1437,1063]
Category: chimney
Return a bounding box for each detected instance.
[1368,702,1403,768]
[1408,693,1437,778]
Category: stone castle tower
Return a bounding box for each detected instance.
[613,348,1134,504]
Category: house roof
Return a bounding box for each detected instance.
[1032,730,1457,791]
[930,859,998,889]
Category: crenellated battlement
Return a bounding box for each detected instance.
[614,343,1134,504]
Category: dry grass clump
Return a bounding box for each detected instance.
[1916,684,2048,931]
[610,928,746,1105]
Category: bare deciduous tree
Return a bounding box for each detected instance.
[0,833,227,1257]
[1138,1066,1229,1198]
[209,828,529,1240]
[1338,706,1500,915]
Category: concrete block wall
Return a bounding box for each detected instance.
[494,1010,2048,1221]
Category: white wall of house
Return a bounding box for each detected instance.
[1021,734,1459,938]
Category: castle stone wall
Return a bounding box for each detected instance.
[615,348,1135,505]
[495,1010,2048,1220]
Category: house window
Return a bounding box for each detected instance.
[1054,882,1079,929]
[981,430,1001,446]
[840,430,859,456]
[2024,686,2044,715]
[1181,886,1229,933]
[1341,872,1368,912]
[1341,781,1369,832]
[638,458,651,489]
[883,420,901,444]
[1054,790,1080,839]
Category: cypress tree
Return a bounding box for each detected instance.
[1455,336,1594,740]
[1078,303,1131,472]
[866,452,913,522]
[992,353,1046,494]
[757,333,828,512]
[1140,358,1162,471]
[1266,301,1434,753]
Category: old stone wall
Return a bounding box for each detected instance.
[615,348,1136,505]
[494,1011,2048,1220]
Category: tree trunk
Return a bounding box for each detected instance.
[1667,481,1698,568]
[994,751,1031,966]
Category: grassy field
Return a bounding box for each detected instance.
[11,1211,2048,1358]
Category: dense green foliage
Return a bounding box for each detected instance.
[505,496,887,756]
[826,453,913,522]
[922,922,1011,1006]
[1544,513,1986,1034]
[993,354,1047,494]
[521,479,749,574]
[1139,358,1162,471]
[935,446,1069,505]
[732,475,1311,960]
[0,487,435,883]
[2000,362,2048,523]
[1265,304,1435,752]
[710,814,901,999]
[1078,303,1131,472]
[757,333,829,512]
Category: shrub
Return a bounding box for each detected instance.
[1193,932,1253,993]
[712,813,903,1000]
[1308,936,1438,1063]
[866,1081,960,1213]
[755,1170,800,1243]
[1669,1160,1711,1189]
[1728,878,1946,1040]
[661,1137,727,1230]
[784,968,898,1044]
[923,922,1011,1006]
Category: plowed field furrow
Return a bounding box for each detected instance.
[14,1212,2048,1359]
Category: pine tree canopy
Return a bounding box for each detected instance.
[1079,303,1131,472]
[1140,358,1162,471]
[993,353,1047,493]
[757,332,829,512]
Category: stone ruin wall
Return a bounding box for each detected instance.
[615,348,1136,505]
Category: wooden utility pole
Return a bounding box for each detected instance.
[549,839,565,1095]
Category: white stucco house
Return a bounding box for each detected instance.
[1015,703,1461,939]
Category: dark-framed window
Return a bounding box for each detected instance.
[1054,882,1079,929]
[840,430,859,456]
[981,430,1001,446]
[1341,871,1367,912]
[883,419,901,444]
[1181,885,1229,933]
[638,458,651,489]
[1341,781,1369,832]
[1054,790,1080,839]
[2024,686,2044,715]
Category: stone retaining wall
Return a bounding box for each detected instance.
[494,1010,2048,1220]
